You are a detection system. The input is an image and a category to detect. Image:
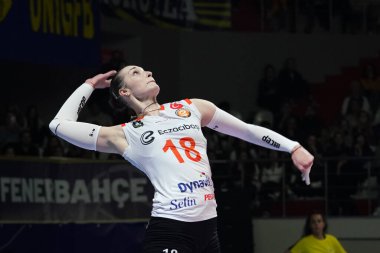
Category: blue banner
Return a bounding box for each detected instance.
[0,158,154,223]
[0,0,100,66]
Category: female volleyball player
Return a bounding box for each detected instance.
[49,66,314,253]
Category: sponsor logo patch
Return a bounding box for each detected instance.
[77,96,86,115]
[175,108,191,118]
[132,121,144,128]
[177,176,213,193]
[204,194,215,201]
[140,131,155,145]
[158,124,199,135]
[170,197,197,210]
[262,135,280,149]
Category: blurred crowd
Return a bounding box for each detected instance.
[204,56,380,216]
[1,54,379,217]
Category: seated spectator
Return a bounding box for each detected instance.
[341,80,371,117]
[285,211,348,253]
[355,110,375,147]
[43,135,65,157]
[257,149,285,216]
[14,130,40,157]
[331,132,373,215]
[0,111,23,149]
[360,63,380,109]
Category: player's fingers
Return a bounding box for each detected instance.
[104,70,117,78]
[304,173,310,185]
[301,168,311,185]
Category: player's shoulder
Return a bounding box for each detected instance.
[165,98,193,105]
[188,98,215,109]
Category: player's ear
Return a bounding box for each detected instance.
[119,88,130,97]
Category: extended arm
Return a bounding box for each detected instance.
[193,99,314,185]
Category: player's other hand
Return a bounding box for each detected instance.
[85,70,117,89]
[291,146,314,185]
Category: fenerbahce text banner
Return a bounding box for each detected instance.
[0,0,100,66]
[0,158,154,223]
[101,0,232,30]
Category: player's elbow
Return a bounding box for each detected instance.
[49,118,60,135]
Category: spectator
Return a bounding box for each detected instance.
[285,211,348,253]
[230,138,258,185]
[14,130,40,157]
[257,149,285,216]
[341,80,371,116]
[359,63,380,108]
[355,110,375,147]
[298,102,322,142]
[0,111,23,149]
[43,135,65,157]
[257,64,281,113]
[25,105,48,147]
[277,57,309,103]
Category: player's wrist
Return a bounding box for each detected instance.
[84,80,96,89]
[291,143,302,154]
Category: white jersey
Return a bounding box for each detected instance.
[121,99,217,222]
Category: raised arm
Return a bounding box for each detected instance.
[49,71,128,155]
[192,98,314,185]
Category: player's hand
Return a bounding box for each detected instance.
[291,146,314,185]
[85,70,117,89]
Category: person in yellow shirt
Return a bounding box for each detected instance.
[285,212,348,253]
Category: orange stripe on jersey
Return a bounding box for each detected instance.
[135,115,145,121]
[160,105,165,110]
[184,98,192,104]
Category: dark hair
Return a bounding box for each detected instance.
[303,211,328,236]
[287,211,328,252]
[108,71,137,122]
[108,71,129,112]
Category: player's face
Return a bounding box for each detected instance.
[120,65,160,100]
[310,214,325,237]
